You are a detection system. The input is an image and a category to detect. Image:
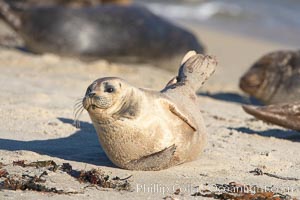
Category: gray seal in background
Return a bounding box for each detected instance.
[0,0,205,70]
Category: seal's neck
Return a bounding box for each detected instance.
[110,88,141,120]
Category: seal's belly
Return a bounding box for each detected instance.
[93,108,196,168]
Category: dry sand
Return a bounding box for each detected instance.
[0,23,300,200]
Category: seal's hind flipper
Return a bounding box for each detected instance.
[125,144,177,171]
[177,51,217,91]
[242,103,300,131]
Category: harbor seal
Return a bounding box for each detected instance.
[0,0,204,70]
[239,50,300,104]
[243,102,300,131]
[79,51,217,170]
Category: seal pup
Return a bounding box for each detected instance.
[79,51,217,170]
[239,50,300,104]
[0,0,204,70]
[243,103,300,131]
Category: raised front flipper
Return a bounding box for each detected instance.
[242,102,300,131]
[164,51,217,91]
[124,144,177,171]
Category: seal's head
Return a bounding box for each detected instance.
[239,51,294,103]
[83,77,140,121]
[239,62,268,100]
[83,77,123,110]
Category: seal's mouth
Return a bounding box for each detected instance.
[83,96,99,111]
[83,93,113,111]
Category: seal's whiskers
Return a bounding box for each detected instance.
[73,97,84,128]
[74,101,84,109]
[75,97,84,104]
[73,106,84,128]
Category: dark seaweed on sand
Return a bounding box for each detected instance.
[60,163,131,191]
[77,169,131,191]
[1,173,68,194]
[13,160,58,172]
[0,160,132,194]
[0,168,73,194]
[0,169,8,178]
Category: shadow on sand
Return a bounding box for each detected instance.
[198,92,263,105]
[231,127,300,142]
[200,92,300,141]
[0,118,114,167]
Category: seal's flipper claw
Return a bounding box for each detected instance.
[165,76,178,88]
[125,145,177,171]
[181,50,197,65]
[242,105,260,116]
[163,51,198,88]
[178,52,217,91]
[242,103,300,131]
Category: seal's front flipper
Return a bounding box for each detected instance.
[242,103,300,131]
[177,51,217,91]
[125,145,177,171]
[159,98,197,131]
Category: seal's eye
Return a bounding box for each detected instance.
[105,86,115,93]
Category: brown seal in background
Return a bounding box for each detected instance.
[243,102,300,131]
[239,50,300,104]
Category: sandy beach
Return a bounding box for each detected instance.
[0,21,300,200]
